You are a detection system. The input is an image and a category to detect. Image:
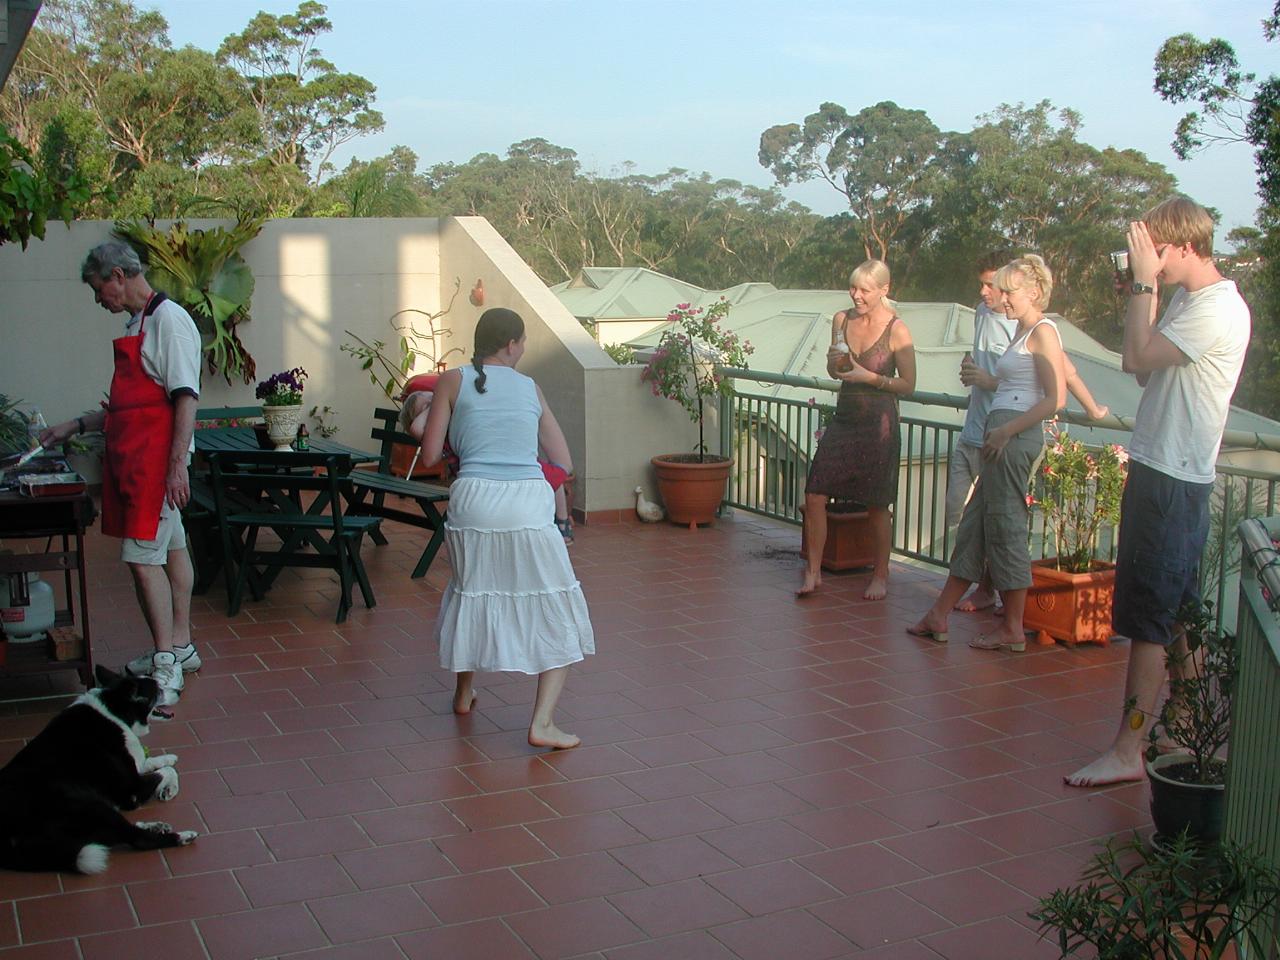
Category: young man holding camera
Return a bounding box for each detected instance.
[1066,196,1250,787]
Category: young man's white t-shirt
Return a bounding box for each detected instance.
[1128,279,1250,484]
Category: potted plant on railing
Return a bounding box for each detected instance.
[1024,424,1128,645]
[1142,599,1236,844]
[641,299,753,528]
[256,367,308,451]
[1031,832,1280,959]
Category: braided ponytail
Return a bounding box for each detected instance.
[471,307,526,394]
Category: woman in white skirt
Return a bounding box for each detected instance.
[420,308,594,749]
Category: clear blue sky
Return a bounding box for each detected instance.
[146,0,1273,243]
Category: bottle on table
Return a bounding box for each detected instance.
[295,422,310,451]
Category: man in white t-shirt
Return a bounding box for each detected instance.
[41,241,203,718]
[1066,196,1250,787]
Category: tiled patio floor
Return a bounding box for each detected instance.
[0,507,1149,959]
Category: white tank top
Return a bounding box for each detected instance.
[448,365,544,481]
[990,318,1060,414]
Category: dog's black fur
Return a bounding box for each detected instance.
[0,665,197,873]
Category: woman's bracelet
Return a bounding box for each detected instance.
[76,416,86,436]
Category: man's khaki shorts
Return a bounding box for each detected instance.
[120,501,188,565]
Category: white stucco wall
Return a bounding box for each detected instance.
[0,216,710,514]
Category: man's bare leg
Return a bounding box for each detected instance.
[166,546,194,650]
[129,562,175,653]
[1065,638,1168,786]
[529,666,579,749]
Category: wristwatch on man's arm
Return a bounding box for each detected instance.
[1130,281,1155,296]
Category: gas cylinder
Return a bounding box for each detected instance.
[0,572,56,642]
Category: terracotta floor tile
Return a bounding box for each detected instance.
[709,909,853,960]
[518,851,646,904]
[128,870,249,923]
[609,835,738,885]
[533,776,644,816]
[434,825,552,873]
[337,839,457,888]
[197,903,328,960]
[17,888,135,942]
[234,856,357,907]
[900,867,1036,925]
[259,815,372,860]
[307,886,438,943]
[505,897,645,960]
[701,819,825,866]
[396,918,537,960]
[355,801,466,844]
[616,796,733,840]
[608,878,747,938]
[706,860,839,915]
[526,811,648,857]
[0,516,1139,960]
[797,843,928,896]
[80,921,209,960]
[919,914,1062,960]
[220,758,320,795]
[413,868,544,923]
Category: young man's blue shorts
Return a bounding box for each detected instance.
[1112,461,1212,646]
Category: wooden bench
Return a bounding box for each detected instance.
[344,407,450,579]
[208,450,383,623]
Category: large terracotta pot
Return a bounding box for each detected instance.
[650,454,732,529]
[799,502,875,571]
[1023,558,1116,646]
[1146,752,1225,845]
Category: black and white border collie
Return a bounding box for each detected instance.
[0,666,197,873]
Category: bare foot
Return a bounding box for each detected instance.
[453,693,477,716]
[955,588,997,612]
[528,722,580,750]
[796,570,822,598]
[1064,750,1146,787]
[863,576,887,601]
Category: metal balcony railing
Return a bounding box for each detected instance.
[717,367,1280,633]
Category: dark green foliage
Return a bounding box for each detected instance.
[1031,833,1280,959]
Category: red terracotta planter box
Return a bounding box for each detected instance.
[799,504,876,572]
[1023,558,1117,646]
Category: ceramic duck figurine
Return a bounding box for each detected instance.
[635,486,665,523]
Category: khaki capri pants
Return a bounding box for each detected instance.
[948,408,1044,592]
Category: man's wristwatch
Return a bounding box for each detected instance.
[1130,281,1156,296]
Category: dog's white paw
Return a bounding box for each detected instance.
[176,830,198,845]
[135,821,172,834]
[143,753,178,771]
[76,844,110,875]
[155,766,180,801]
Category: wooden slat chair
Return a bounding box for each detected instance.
[207,450,382,623]
[344,407,450,579]
[184,406,270,592]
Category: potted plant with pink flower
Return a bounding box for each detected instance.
[641,299,753,528]
[1024,423,1129,645]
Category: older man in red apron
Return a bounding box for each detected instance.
[42,241,202,718]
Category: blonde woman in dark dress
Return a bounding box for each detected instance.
[799,260,916,601]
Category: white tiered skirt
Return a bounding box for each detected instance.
[434,477,595,674]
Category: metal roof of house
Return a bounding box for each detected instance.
[581,270,1280,450]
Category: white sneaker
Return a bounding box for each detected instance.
[126,643,201,677]
[150,651,184,708]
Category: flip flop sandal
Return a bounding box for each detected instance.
[906,625,949,644]
[554,517,574,544]
[968,634,1026,653]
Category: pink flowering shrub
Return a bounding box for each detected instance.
[640,299,753,457]
[1034,422,1128,573]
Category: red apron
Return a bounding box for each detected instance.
[101,293,175,540]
